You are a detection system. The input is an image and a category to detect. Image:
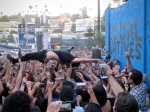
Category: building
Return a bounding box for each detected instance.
[50,35,62,50]
[0,22,11,28]
[48,19,59,27]
[61,36,87,51]
[76,18,94,32]
[63,22,75,33]
[9,21,18,28]
[59,13,71,23]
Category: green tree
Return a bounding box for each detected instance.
[22,18,25,24]
[84,27,94,37]
[81,7,89,18]
[71,24,76,33]
[83,27,94,49]
[53,29,62,33]
[35,17,41,28]
[41,15,44,26]
[71,14,81,22]
[10,30,17,34]
[7,35,14,43]
[0,35,7,42]
[94,32,105,48]
[0,16,9,22]
[83,29,105,49]
[101,15,105,32]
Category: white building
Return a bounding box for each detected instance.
[63,22,75,33]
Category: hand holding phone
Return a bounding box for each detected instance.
[99,64,108,79]
[59,101,73,112]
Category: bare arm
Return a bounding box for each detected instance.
[0,67,7,77]
[22,62,27,77]
[108,71,124,96]
[87,82,99,106]
[12,59,23,93]
[47,81,53,105]
[4,60,11,83]
[126,52,133,70]
[0,80,4,94]
[27,61,34,81]
[71,58,102,64]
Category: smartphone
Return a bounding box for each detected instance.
[71,47,74,49]
[60,77,65,81]
[91,63,95,67]
[60,101,73,112]
[76,83,87,90]
[99,64,108,79]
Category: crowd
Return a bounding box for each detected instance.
[0,46,150,112]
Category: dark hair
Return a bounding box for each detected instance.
[35,96,47,112]
[85,103,102,112]
[129,69,143,85]
[147,88,150,100]
[76,89,90,101]
[30,106,41,112]
[2,91,31,112]
[116,80,125,91]
[59,85,74,101]
[93,83,107,107]
[115,92,139,112]
[62,80,74,89]
[1,83,10,97]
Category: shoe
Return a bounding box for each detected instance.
[67,46,74,53]
[7,54,15,64]
[18,49,23,58]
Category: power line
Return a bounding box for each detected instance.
[48,0,97,16]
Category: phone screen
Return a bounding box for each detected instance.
[76,83,86,90]
[99,64,108,79]
[60,102,72,112]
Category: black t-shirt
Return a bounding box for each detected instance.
[53,50,80,67]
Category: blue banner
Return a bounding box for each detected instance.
[18,24,35,44]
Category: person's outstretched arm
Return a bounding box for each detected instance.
[0,80,4,94]
[126,52,133,70]
[107,66,124,96]
[12,59,23,93]
[71,58,102,64]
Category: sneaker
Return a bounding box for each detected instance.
[7,54,14,64]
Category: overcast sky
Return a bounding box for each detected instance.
[0,0,115,17]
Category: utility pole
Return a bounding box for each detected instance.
[26,24,28,53]
[98,0,100,33]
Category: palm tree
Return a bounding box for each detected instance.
[44,5,47,9]
[84,27,94,49]
[29,5,33,10]
[45,9,48,13]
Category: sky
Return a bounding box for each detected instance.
[0,0,115,17]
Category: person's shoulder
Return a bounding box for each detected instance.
[75,106,84,112]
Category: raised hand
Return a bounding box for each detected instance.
[47,81,53,89]
[47,101,62,112]
[86,82,93,94]
[76,95,82,106]
[125,52,130,58]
